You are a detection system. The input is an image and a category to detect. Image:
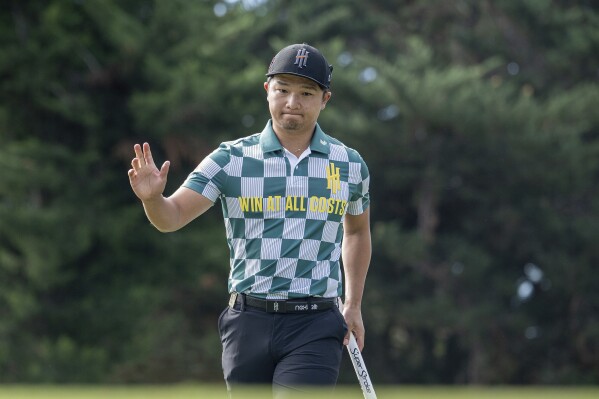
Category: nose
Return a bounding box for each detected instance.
[286,93,301,109]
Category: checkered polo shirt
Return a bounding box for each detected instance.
[183,120,370,299]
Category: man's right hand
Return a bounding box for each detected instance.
[128,142,171,202]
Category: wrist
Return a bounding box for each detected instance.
[343,298,362,310]
[142,194,164,205]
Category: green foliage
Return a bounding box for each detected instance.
[1,0,598,385]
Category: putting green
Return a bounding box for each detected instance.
[0,384,597,399]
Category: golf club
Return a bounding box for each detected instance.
[338,299,377,399]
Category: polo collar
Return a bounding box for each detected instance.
[310,123,331,154]
[259,120,331,155]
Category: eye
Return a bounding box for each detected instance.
[303,92,314,96]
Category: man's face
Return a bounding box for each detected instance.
[264,74,331,135]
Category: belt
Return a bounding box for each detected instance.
[229,293,337,313]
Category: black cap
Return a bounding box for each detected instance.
[266,43,333,89]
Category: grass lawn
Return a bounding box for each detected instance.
[0,384,598,399]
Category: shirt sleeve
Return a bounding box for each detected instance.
[182,143,230,202]
[346,155,370,215]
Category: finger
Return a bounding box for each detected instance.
[128,169,138,185]
[131,157,141,171]
[351,322,365,350]
[343,331,350,346]
[355,331,365,351]
[143,142,155,167]
[133,144,145,166]
[159,160,170,179]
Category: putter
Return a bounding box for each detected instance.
[338,300,377,399]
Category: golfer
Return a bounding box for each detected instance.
[128,43,372,396]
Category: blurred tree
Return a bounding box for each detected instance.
[0,0,233,382]
[0,0,597,385]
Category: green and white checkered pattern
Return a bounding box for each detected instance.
[183,120,370,299]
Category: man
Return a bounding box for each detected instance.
[128,43,371,396]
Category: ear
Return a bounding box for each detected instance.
[322,91,332,109]
[263,81,269,93]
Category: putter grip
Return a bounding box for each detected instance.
[346,332,377,399]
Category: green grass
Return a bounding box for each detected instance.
[0,384,598,399]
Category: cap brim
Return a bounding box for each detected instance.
[266,72,328,89]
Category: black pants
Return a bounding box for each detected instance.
[218,299,348,397]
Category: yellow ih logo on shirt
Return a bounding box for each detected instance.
[326,162,341,194]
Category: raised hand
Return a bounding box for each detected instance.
[128,142,171,202]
